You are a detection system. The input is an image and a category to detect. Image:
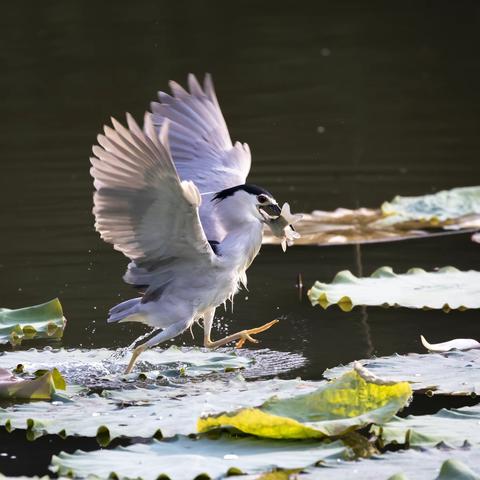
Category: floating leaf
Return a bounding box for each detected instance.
[263,208,431,246]
[437,459,480,480]
[198,364,411,439]
[304,447,480,479]
[0,298,65,346]
[0,377,319,443]
[50,435,347,480]
[263,186,480,247]
[0,368,65,400]
[421,335,480,352]
[308,267,480,311]
[324,350,480,396]
[372,404,480,449]
[378,186,480,227]
[0,346,304,386]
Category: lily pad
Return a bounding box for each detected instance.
[0,376,319,443]
[372,404,480,449]
[0,299,65,346]
[51,435,347,480]
[378,185,480,227]
[324,350,480,396]
[263,186,480,247]
[198,364,411,439]
[0,346,304,386]
[304,447,480,479]
[263,208,431,246]
[308,266,480,311]
[0,368,65,400]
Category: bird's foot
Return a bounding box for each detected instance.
[125,343,148,374]
[235,319,279,349]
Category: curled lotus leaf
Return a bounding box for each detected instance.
[198,364,411,439]
[0,299,65,346]
[324,349,480,396]
[0,368,65,400]
[50,435,347,480]
[308,267,480,311]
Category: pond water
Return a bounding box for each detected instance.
[1,1,480,476]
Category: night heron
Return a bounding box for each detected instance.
[90,74,301,373]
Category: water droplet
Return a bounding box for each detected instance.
[223,454,238,460]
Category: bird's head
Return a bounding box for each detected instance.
[212,184,281,225]
[212,184,302,250]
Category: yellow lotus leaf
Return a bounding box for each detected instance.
[198,364,411,439]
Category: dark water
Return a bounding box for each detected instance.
[1,1,480,474]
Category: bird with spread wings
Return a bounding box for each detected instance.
[90,74,301,373]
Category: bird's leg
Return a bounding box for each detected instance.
[125,343,148,374]
[125,321,189,374]
[202,309,279,349]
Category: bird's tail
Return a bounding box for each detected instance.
[107,297,146,324]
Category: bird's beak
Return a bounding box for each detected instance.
[259,203,282,218]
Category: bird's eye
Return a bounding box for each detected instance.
[257,194,268,204]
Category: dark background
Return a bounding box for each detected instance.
[1,0,479,376]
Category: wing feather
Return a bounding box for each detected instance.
[150,74,251,241]
[91,115,215,276]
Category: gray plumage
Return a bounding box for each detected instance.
[90,74,291,372]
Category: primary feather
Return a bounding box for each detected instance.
[151,73,251,242]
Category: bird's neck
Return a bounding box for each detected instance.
[218,221,263,272]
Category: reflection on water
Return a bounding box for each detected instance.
[1,1,480,383]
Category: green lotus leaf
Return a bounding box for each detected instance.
[50,435,347,480]
[0,298,65,346]
[198,364,411,439]
[324,349,480,396]
[304,447,480,479]
[0,367,65,400]
[372,404,480,449]
[379,185,480,227]
[0,376,319,443]
[308,266,480,311]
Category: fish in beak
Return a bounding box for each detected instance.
[260,203,302,251]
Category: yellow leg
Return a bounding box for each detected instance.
[203,319,279,349]
[125,343,148,374]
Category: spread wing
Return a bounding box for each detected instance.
[90,114,216,292]
[150,73,251,241]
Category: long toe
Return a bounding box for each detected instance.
[235,320,279,348]
[246,319,279,335]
